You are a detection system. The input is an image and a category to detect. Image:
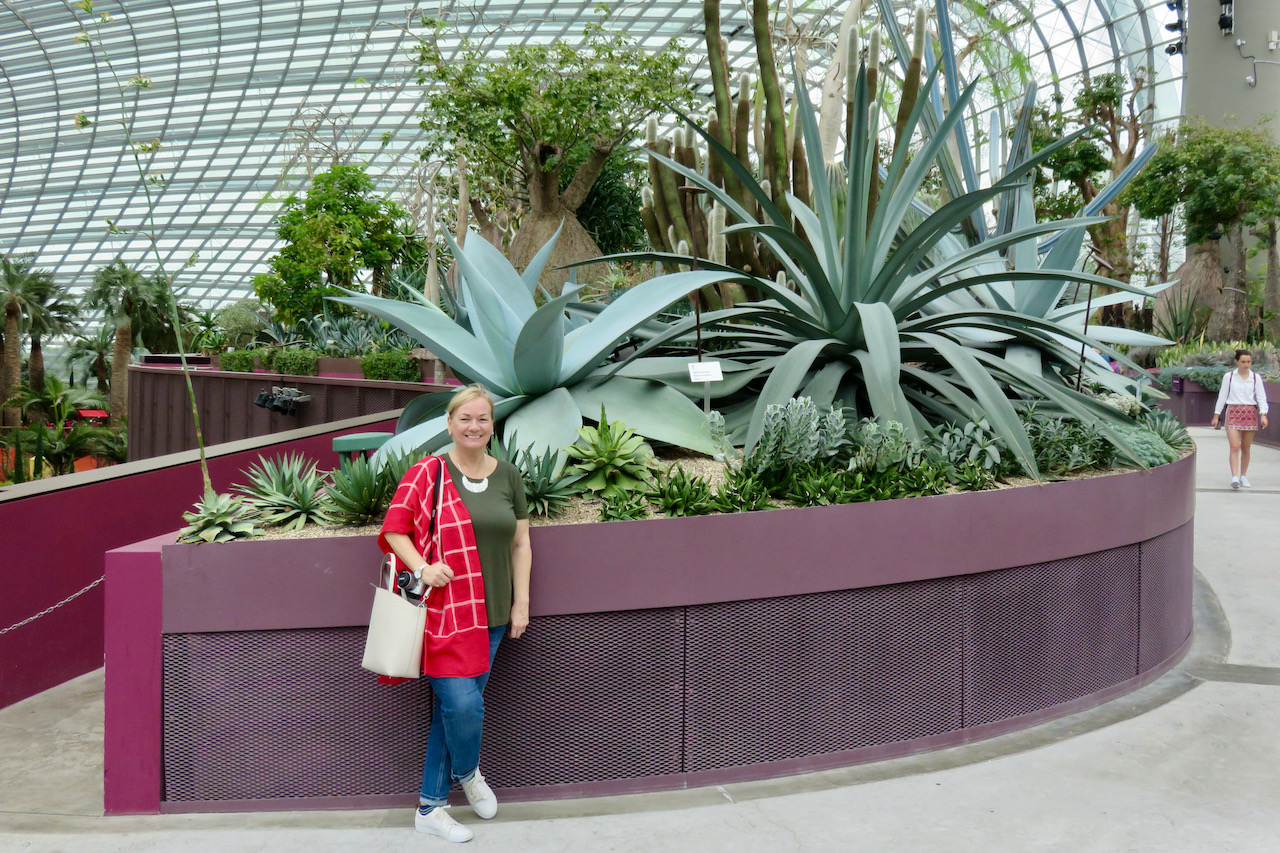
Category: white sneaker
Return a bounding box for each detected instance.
[1240,476,1252,488]
[460,769,498,820]
[415,806,473,842]
[1231,477,1241,490]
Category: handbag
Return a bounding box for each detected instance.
[361,457,445,679]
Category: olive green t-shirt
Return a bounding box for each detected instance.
[444,456,528,627]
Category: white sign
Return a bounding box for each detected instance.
[687,361,724,383]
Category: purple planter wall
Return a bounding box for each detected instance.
[104,454,1196,815]
[127,364,447,460]
[0,413,398,712]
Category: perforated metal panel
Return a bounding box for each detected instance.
[963,546,1142,726]
[1139,522,1195,670]
[480,609,685,787]
[160,538,1179,806]
[684,582,966,771]
[163,609,685,802]
[163,628,433,802]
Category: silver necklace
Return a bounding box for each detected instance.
[460,473,489,493]
[451,455,490,493]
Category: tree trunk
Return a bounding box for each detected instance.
[108,320,131,429]
[1206,226,1250,342]
[2,304,20,427]
[508,213,609,296]
[28,335,45,394]
[95,355,110,395]
[1265,218,1280,340]
[511,143,612,295]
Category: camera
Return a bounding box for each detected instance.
[396,570,426,597]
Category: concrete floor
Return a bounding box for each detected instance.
[3,427,1278,852]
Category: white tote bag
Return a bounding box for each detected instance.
[361,559,428,678]
[361,458,444,678]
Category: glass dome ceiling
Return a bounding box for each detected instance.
[0,0,1184,317]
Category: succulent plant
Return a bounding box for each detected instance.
[325,455,393,525]
[236,453,331,530]
[512,443,581,519]
[178,490,260,544]
[598,489,650,522]
[711,467,774,513]
[1141,409,1193,453]
[647,465,716,517]
[563,407,656,499]
[331,227,719,463]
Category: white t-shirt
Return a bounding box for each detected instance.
[1214,369,1270,414]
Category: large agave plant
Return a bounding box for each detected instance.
[332,228,721,461]
[609,51,1165,476]
[874,0,1170,386]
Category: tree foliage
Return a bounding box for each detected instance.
[254,162,417,323]
[415,15,691,210]
[1123,123,1280,244]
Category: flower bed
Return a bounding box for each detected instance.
[104,452,1195,814]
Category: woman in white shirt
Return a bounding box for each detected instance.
[1211,349,1271,489]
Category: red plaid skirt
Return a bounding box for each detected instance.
[1224,404,1259,430]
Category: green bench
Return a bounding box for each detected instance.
[332,432,393,466]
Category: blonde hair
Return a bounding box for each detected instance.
[446,383,495,420]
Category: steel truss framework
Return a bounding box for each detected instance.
[0,0,1183,320]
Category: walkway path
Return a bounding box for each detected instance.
[3,428,1278,851]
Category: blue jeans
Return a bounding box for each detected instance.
[419,626,505,806]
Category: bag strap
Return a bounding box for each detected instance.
[380,456,447,603]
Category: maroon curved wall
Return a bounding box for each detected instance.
[106,454,1196,814]
[0,414,397,711]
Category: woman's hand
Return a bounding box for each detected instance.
[1211,414,1219,428]
[508,602,529,639]
[419,561,455,587]
[1263,414,1270,429]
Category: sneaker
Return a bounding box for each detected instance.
[460,769,497,820]
[415,806,473,842]
[1232,477,1241,490]
[1240,476,1252,488]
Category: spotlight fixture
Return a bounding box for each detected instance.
[253,386,311,416]
[1165,21,1184,33]
[1220,13,1234,32]
[1165,41,1184,55]
[1165,0,1182,9]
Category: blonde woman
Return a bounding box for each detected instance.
[1211,349,1271,489]
[380,384,531,842]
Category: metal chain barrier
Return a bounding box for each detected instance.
[0,576,105,636]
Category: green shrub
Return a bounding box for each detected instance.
[512,443,580,519]
[362,350,422,382]
[1015,406,1117,476]
[235,453,331,530]
[711,466,774,512]
[219,349,257,373]
[272,348,321,376]
[325,455,393,525]
[1152,365,1230,392]
[647,466,716,517]
[598,489,650,522]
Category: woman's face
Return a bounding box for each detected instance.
[1237,354,1253,370]
[448,397,495,452]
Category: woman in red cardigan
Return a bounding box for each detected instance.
[381,384,531,843]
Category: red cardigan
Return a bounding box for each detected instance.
[378,456,491,679]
